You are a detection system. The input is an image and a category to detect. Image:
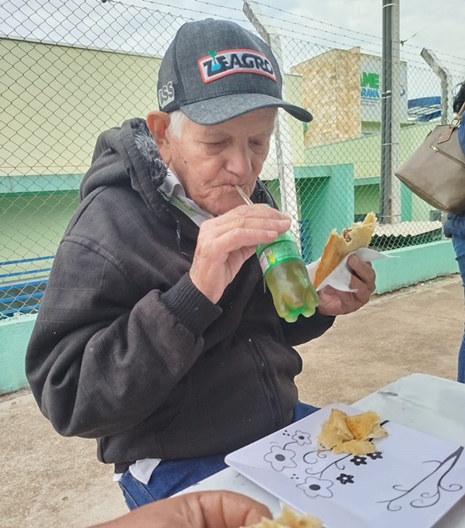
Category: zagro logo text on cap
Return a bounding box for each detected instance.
[198,49,277,83]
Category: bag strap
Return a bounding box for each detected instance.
[436,102,464,142]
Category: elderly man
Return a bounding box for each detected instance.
[26,19,375,508]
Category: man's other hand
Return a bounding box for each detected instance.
[317,256,376,316]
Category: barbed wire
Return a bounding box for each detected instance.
[115,0,246,25]
[2,0,463,73]
[248,0,465,66]
[399,0,465,47]
[192,0,463,67]
[196,0,382,42]
[193,0,383,49]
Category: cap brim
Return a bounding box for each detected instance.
[179,93,313,125]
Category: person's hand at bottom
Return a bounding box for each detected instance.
[91,490,272,528]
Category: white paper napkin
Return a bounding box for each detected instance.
[306,247,388,292]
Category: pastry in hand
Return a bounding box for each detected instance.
[313,212,377,288]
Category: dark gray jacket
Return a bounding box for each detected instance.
[26,118,335,471]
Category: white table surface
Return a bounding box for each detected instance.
[181,373,465,527]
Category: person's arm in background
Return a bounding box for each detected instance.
[458,116,465,154]
[454,81,465,153]
[90,491,271,528]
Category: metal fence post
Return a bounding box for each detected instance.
[380,0,401,225]
[420,48,453,125]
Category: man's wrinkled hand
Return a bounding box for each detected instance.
[190,204,290,304]
[317,256,376,316]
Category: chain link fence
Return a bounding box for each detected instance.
[1,0,464,317]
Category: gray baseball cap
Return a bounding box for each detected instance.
[157,18,313,125]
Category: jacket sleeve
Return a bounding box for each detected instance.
[280,310,336,346]
[25,236,222,439]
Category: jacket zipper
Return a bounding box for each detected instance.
[431,145,465,168]
[246,337,282,429]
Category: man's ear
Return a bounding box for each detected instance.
[146,111,171,163]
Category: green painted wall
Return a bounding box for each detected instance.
[266,165,355,263]
[0,38,307,184]
[0,38,161,179]
[0,174,81,194]
[304,121,434,180]
[401,181,413,220]
[263,180,282,209]
[303,122,441,222]
[296,164,354,262]
[373,240,457,294]
[0,314,36,394]
[355,184,378,216]
[1,191,78,264]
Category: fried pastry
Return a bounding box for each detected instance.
[318,407,387,455]
[313,212,377,288]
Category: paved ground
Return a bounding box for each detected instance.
[0,274,463,528]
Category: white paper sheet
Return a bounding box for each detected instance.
[306,248,389,292]
[225,403,465,528]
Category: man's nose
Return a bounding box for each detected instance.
[226,145,253,177]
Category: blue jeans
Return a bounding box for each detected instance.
[452,235,465,383]
[118,401,319,509]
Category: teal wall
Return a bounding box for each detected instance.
[0,174,81,194]
[263,179,282,209]
[296,164,354,262]
[354,183,379,217]
[373,240,457,293]
[0,314,35,394]
[266,165,355,263]
[304,122,433,181]
[304,122,440,223]
[1,190,79,262]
